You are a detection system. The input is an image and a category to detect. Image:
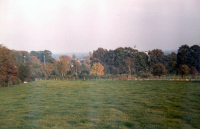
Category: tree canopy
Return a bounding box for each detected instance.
[152,63,167,78]
[90,62,104,75]
[0,45,19,85]
[1,44,200,86]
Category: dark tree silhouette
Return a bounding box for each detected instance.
[152,63,167,78]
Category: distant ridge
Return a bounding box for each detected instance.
[52,52,88,60]
[163,50,177,55]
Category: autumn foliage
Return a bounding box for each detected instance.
[179,64,189,79]
[0,44,200,87]
[90,63,104,75]
[0,45,19,86]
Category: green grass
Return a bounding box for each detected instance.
[146,75,200,79]
[0,80,199,129]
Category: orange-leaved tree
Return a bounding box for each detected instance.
[0,44,19,86]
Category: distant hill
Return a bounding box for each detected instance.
[52,53,89,60]
[163,50,177,55]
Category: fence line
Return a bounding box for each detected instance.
[34,77,200,82]
[1,77,199,88]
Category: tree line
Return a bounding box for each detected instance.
[90,44,199,78]
[0,44,199,86]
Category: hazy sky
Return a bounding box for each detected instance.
[0,0,199,53]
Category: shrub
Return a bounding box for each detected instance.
[140,73,152,78]
[13,76,22,85]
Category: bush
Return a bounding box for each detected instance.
[67,71,72,75]
[140,73,152,78]
[13,77,22,85]
[81,70,90,75]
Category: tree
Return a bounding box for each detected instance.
[52,60,59,75]
[90,47,108,66]
[17,63,31,82]
[7,61,18,85]
[90,62,104,75]
[178,64,189,79]
[104,50,115,74]
[135,52,149,73]
[30,50,55,63]
[86,52,92,64]
[190,45,200,72]
[177,44,194,68]
[31,63,43,79]
[123,57,135,74]
[11,50,32,65]
[168,52,177,74]
[81,70,90,75]
[80,62,91,72]
[148,49,166,72]
[58,56,70,76]
[0,45,19,86]
[71,60,80,76]
[44,62,54,77]
[30,51,38,57]
[152,63,167,78]
[190,66,198,79]
[44,50,55,63]
[30,56,40,64]
[113,47,128,74]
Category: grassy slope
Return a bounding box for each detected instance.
[0,80,199,129]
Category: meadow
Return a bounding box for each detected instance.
[0,80,199,129]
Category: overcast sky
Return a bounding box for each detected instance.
[0,0,199,53]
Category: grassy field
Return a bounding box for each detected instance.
[0,80,199,129]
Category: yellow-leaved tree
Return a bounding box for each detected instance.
[90,62,104,75]
[58,56,70,76]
